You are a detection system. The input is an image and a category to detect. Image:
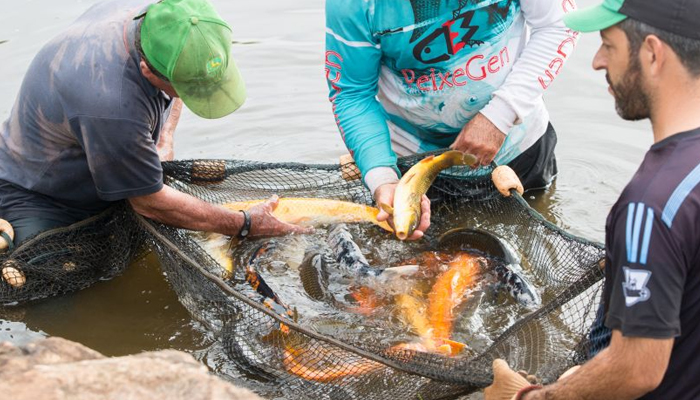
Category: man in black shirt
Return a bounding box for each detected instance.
[484,0,700,399]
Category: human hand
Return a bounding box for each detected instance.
[558,365,580,381]
[246,195,313,237]
[450,113,505,166]
[374,183,430,240]
[484,359,540,400]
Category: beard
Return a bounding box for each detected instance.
[608,57,651,121]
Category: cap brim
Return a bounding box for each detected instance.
[564,4,628,33]
[173,57,246,119]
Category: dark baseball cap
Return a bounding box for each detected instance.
[564,0,700,40]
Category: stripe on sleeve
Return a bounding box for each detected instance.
[640,207,654,265]
[630,202,645,264]
[626,202,635,263]
[662,162,700,227]
[326,28,381,49]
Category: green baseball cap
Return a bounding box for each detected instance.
[565,0,700,39]
[563,0,627,33]
[141,0,246,119]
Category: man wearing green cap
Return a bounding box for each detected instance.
[484,0,700,399]
[0,0,310,245]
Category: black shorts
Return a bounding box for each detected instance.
[506,122,558,192]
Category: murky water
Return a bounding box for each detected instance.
[0,0,652,397]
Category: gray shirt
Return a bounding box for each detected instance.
[0,0,169,216]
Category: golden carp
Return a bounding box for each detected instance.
[222,198,392,232]
[382,151,477,240]
[394,293,435,347]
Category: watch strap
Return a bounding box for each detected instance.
[238,210,251,239]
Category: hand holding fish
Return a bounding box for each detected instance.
[450,113,505,166]
[375,183,431,240]
[245,195,314,237]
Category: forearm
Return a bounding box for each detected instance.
[129,185,243,236]
[523,350,641,400]
[524,332,671,400]
[157,98,183,161]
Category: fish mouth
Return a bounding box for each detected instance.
[396,231,409,240]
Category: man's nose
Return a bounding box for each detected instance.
[592,49,606,71]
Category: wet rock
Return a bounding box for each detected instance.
[0,337,262,400]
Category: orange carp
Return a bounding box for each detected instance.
[222,198,392,232]
[381,151,477,240]
[392,252,479,356]
[427,252,480,342]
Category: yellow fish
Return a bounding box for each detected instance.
[381,151,477,240]
[222,197,392,232]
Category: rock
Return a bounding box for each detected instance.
[0,337,262,400]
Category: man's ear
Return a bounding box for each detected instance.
[140,60,154,79]
[642,34,667,77]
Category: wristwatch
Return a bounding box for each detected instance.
[238,210,251,239]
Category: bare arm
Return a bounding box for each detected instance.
[129,185,312,237]
[157,98,183,161]
[524,330,673,400]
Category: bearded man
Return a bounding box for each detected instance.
[484,0,700,399]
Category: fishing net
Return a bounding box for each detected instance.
[0,154,606,399]
[144,156,605,399]
[0,203,144,305]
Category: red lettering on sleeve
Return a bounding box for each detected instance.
[562,0,577,13]
[325,51,343,69]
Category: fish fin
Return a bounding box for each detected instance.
[460,153,478,166]
[379,202,394,215]
[419,155,436,164]
[402,173,416,184]
[379,264,419,282]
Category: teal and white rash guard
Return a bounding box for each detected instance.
[325,0,578,194]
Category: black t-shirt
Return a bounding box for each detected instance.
[602,128,700,400]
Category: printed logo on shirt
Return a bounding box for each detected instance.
[408,0,513,65]
[622,266,652,307]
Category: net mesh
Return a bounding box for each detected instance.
[0,204,144,304]
[0,155,606,399]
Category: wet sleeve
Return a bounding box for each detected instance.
[325,0,399,182]
[605,202,685,338]
[71,115,163,201]
[481,0,579,134]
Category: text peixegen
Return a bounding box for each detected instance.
[400,46,510,92]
